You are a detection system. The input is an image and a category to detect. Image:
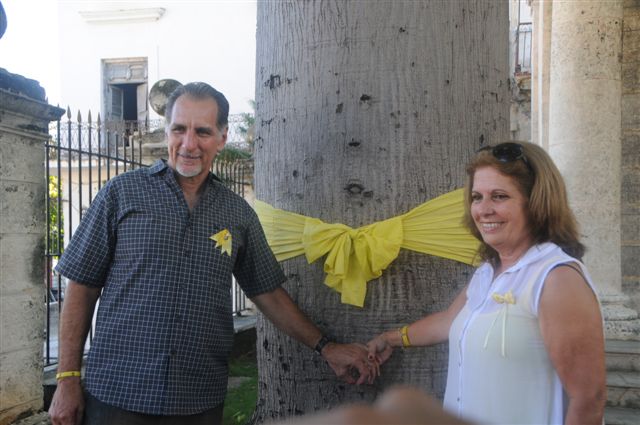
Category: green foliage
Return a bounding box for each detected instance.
[223,354,258,425]
[217,146,252,161]
[237,100,256,147]
[48,175,64,256]
[228,354,257,377]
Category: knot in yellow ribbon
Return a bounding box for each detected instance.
[210,229,232,256]
[491,290,516,305]
[302,216,403,307]
[253,189,480,308]
[484,290,516,357]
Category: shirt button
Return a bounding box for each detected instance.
[170,349,177,356]
[175,314,181,322]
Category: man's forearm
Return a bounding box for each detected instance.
[251,287,323,349]
[252,287,374,384]
[57,281,101,372]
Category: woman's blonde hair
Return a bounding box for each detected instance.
[463,141,585,265]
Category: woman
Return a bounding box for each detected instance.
[367,142,606,425]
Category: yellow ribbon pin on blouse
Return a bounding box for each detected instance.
[254,189,481,307]
[484,290,516,357]
[492,290,516,305]
[210,229,232,256]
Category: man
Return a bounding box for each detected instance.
[49,82,375,425]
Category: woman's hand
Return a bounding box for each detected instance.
[366,332,394,366]
[321,342,379,385]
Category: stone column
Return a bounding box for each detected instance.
[547,1,638,339]
[530,0,553,150]
[621,0,640,314]
[0,69,64,424]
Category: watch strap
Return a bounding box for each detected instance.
[314,335,331,355]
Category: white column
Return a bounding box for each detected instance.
[547,0,638,339]
[530,0,552,149]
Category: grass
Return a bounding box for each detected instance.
[223,353,259,425]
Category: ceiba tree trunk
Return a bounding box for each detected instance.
[252,1,508,422]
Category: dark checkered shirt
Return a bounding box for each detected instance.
[55,159,286,415]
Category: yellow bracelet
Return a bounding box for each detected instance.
[56,371,81,380]
[400,325,411,348]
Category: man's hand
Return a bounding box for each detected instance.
[367,333,394,366]
[48,378,84,425]
[321,342,379,385]
[251,288,380,385]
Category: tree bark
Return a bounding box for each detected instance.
[252,1,508,422]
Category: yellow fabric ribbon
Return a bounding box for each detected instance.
[484,290,516,357]
[255,188,480,307]
[492,290,516,305]
[210,229,233,256]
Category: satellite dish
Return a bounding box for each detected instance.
[149,79,182,116]
[0,1,8,40]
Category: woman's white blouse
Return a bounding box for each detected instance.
[443,242,599,424]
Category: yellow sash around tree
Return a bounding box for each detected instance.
[254,188,480,307]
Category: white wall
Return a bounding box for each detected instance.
[58,1,257,116]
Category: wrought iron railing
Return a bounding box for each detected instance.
[515,22,532,74]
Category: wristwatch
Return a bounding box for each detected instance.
[314,335,332,355]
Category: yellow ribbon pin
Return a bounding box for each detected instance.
[492,290,516,305]
[485,290,516,357]
[210,229,232,256]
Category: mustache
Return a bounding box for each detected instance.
[177,151,202,159]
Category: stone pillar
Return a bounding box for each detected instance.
[530,0,552,150]
[621,0,640,313]
[547,1,639,339]
[0,69,64,424]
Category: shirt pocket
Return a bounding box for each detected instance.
[199,224,241,281]
[116,207,182,258]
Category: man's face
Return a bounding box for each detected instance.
[166,95,227,182]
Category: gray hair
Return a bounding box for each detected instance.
[164,82,229,130]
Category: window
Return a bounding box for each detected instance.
[515,0,532,75]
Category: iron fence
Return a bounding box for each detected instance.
[515,22,532,74]
[44,111,253,366]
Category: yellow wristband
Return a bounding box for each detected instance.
[400,325,411,348]
[56,371,81,380]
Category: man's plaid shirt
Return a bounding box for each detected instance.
[55,160,285,415]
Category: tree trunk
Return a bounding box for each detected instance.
[252,1,508,422]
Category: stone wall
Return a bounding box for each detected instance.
[0,69,64,425]
[622,0,640,311]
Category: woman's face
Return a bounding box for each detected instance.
[470,166,533,256]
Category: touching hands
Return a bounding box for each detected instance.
[367,332,395,366]
[321,342,380,385]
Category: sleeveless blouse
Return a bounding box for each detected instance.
[443,242,599,424]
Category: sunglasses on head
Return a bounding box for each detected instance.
[478,142,533,174]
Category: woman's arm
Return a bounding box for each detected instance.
[368,285,467,362]
[539,264,606,425]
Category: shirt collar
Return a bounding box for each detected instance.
[500,242,557,274]
[149,159,168,175]
[476,242,557,276]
